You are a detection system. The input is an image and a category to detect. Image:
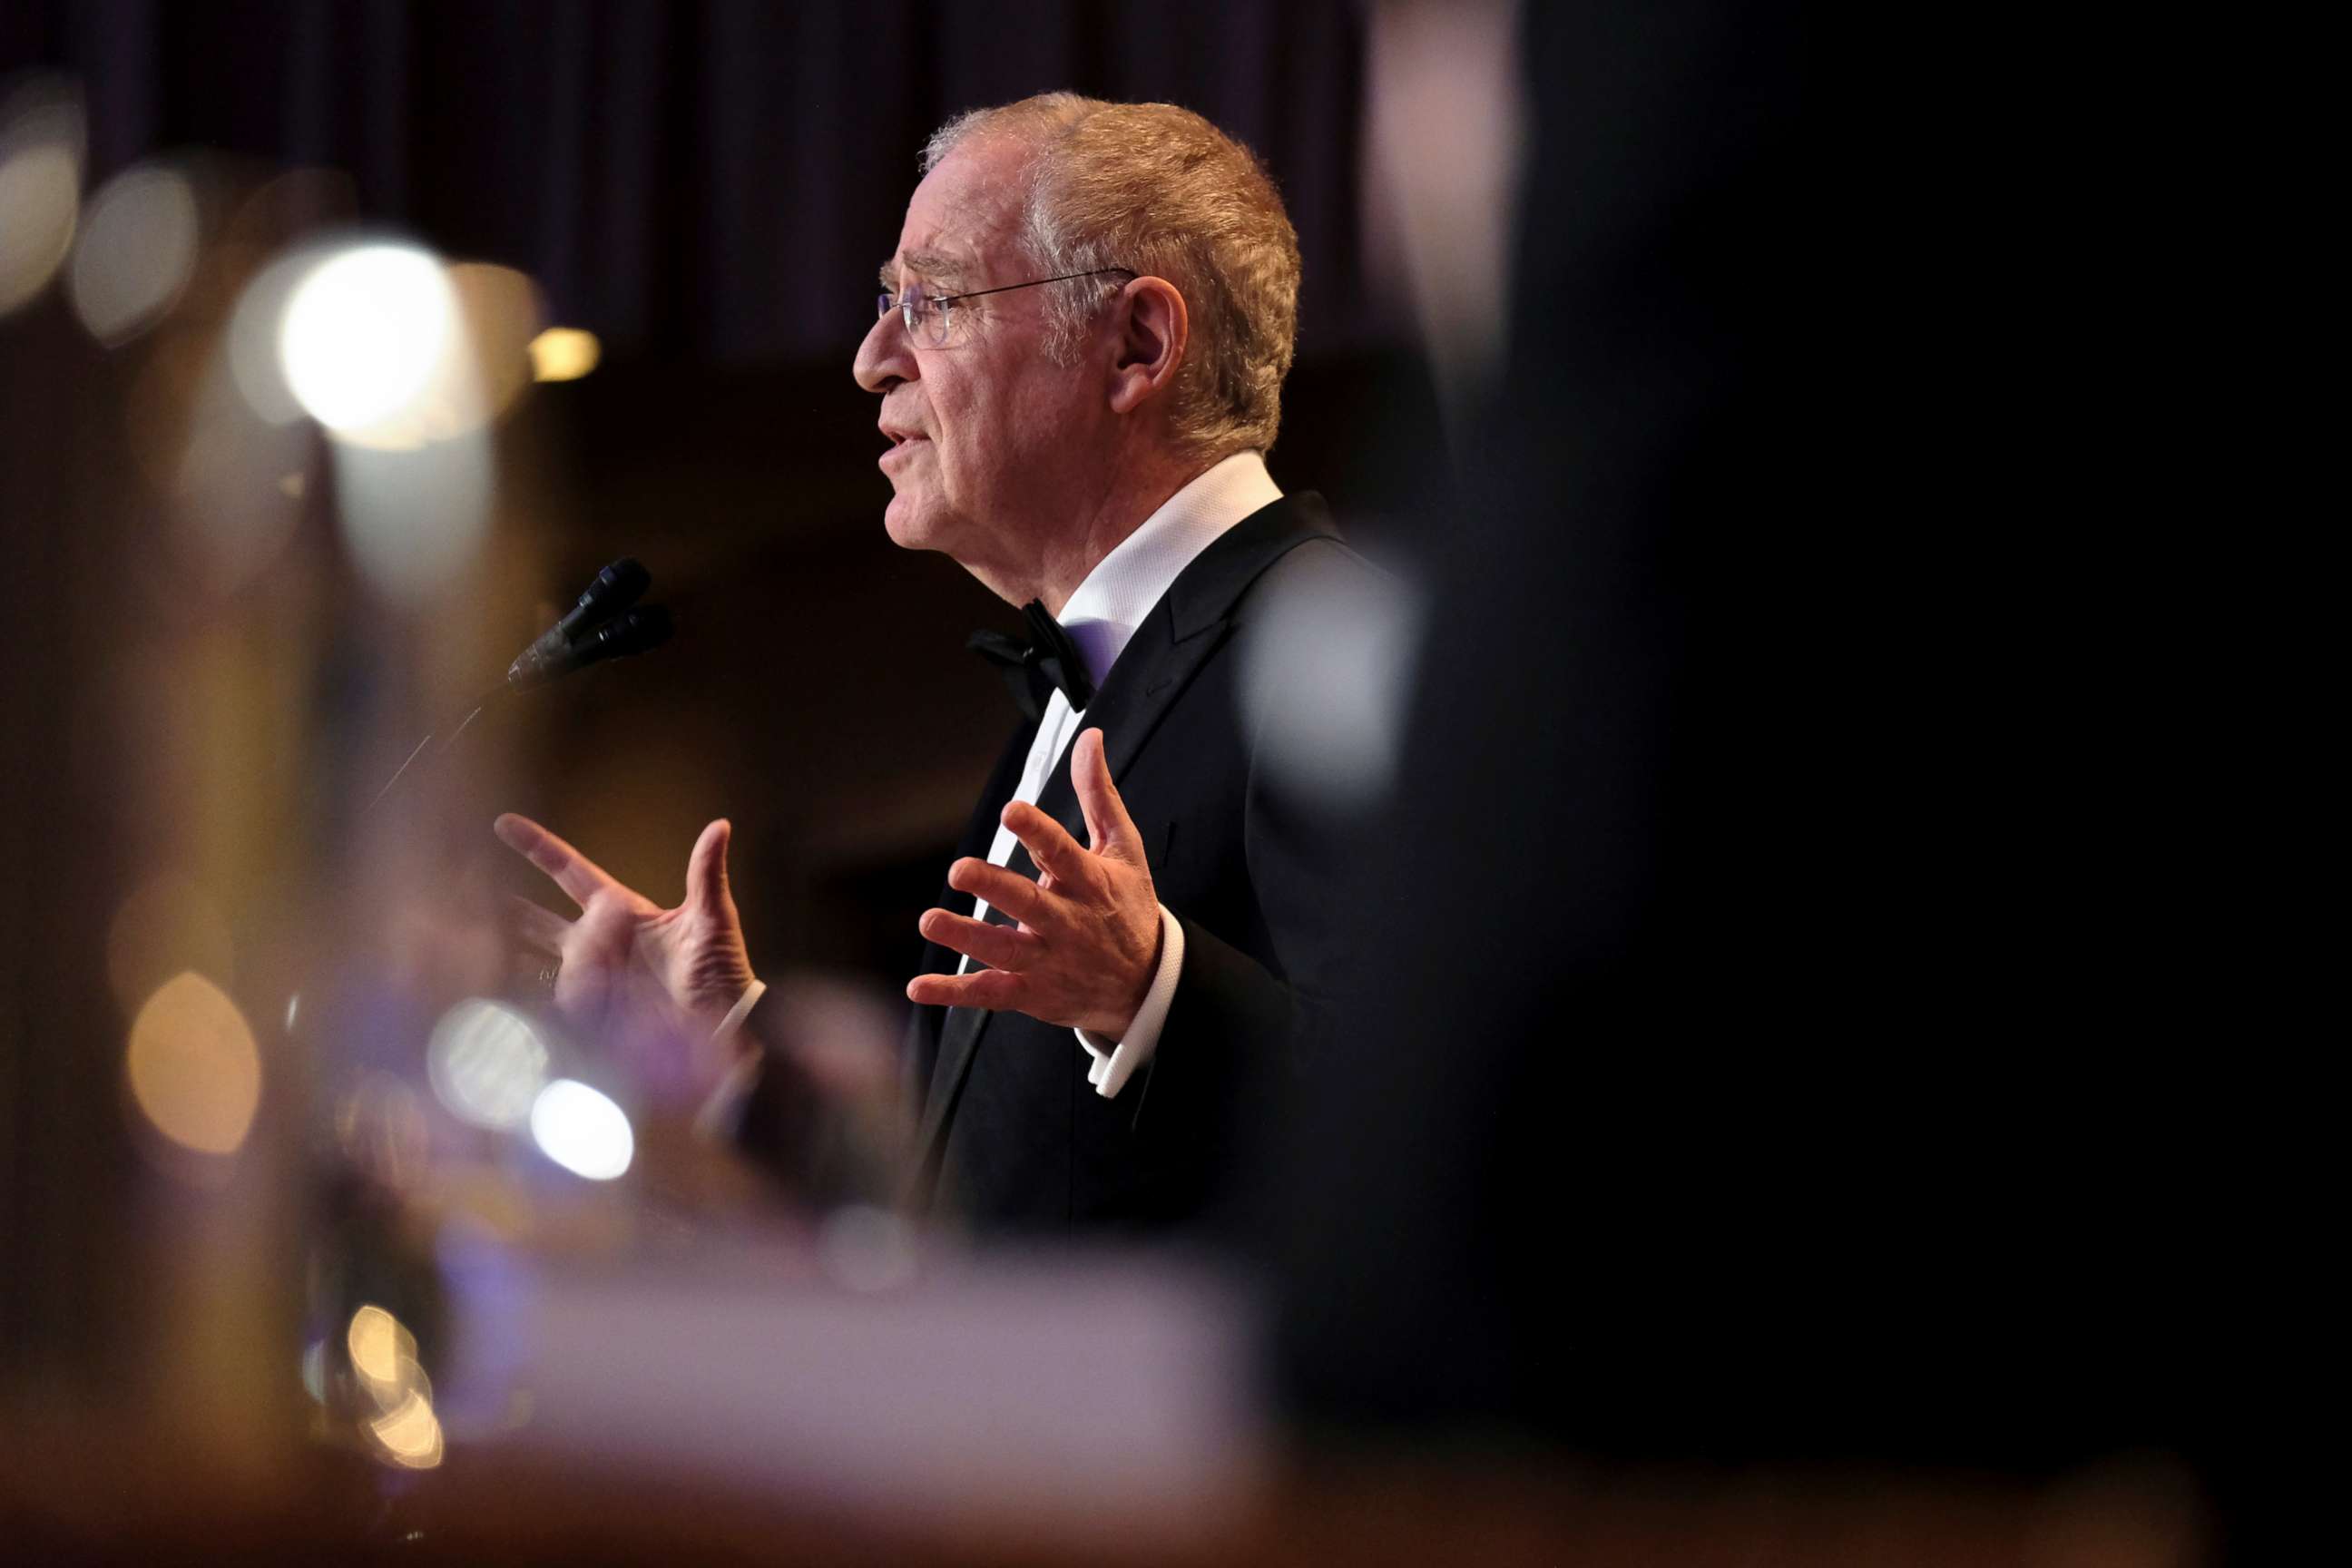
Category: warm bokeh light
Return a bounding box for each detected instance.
[448,261,546,420]
[346,1303,415,1393]
[67,162,200,345]
[123,971,262,1157]
[0,77,84,318]
[105,875,234,1018]
[527,326,600,382]
[248,236,498,601]
[426,999,549,1130]
[347,1303,444,1465]
[528,1079,634,1181]
[278,241,454,434]
[368,1387,446,1468]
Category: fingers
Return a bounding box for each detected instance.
[917,908,1041,972]
[1069,729,1142,860]
[507,895,573,956]
[686,818,732,916]
[493,813,614,909]
[945,857,1057,928]
[906,967,1026,1011]
[1000,800,1093,887]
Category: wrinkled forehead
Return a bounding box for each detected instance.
[878,141,1029,290]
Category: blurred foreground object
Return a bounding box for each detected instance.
[4,1236,2197,1566]
[1269,0,2228,1552]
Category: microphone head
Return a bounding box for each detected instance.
[593,603,672,657]
[580,557,651,615]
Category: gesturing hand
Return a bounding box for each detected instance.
[908,728,1163,1039]
[495,813,757,1075]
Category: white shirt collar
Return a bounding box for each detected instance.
[1056,450,1283,695]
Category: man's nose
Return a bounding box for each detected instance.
[853,309,912,394]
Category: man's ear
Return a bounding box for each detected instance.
[1107,276,1189,416]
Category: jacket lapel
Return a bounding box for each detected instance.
[906,720,1034,1127]
[907,494,1341,1202]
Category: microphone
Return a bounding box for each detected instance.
[372,581,670,815]
[505,604,672,692]
[506,558,654,690]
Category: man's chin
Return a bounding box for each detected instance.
[881,492,939,553]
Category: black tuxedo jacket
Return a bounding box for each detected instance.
[900,492,1370,1236]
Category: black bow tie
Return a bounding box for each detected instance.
[967,599,1096,720]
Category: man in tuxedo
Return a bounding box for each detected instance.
[496,93,1368,1234]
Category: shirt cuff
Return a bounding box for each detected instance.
[1074,905,1182,1100]
[691,979,769,1142]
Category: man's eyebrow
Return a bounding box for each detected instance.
[879,249,973,290]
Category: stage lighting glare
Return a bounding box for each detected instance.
[529,1079,634,1181]
[277,241,453,433]
[528,326,600,382]
[427,999,550,1130]
[68,162,200,345]
[329,426,494,604]
[124,972,262,1158]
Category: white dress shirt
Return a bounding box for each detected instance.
[965,450,1282,1098]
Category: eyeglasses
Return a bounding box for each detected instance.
[877,268,1133,348]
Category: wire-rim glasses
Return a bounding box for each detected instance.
[877,268,1134,348]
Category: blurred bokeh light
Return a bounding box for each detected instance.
[348,1304,446,1468]
[448,260,547,420]
[529,1078,633,1181]
[426,999,550,1131]
[368,1387,446,1468]
[1240,568,1423,810]
[278,240,454,436]
[346,1302,415,1394]
[67,162,200,346]
[329,429,494,605]
[0,74,83,318]
[527,325,600,382]
[123,971,262,1159]
[226,247,326,426]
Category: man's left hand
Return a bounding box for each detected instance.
[909,728,1162,1039]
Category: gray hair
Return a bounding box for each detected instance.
[922,93,1301,459]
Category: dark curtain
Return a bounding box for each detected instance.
[2,0,1392,364]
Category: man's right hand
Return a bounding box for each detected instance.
[495,814,758,1077]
